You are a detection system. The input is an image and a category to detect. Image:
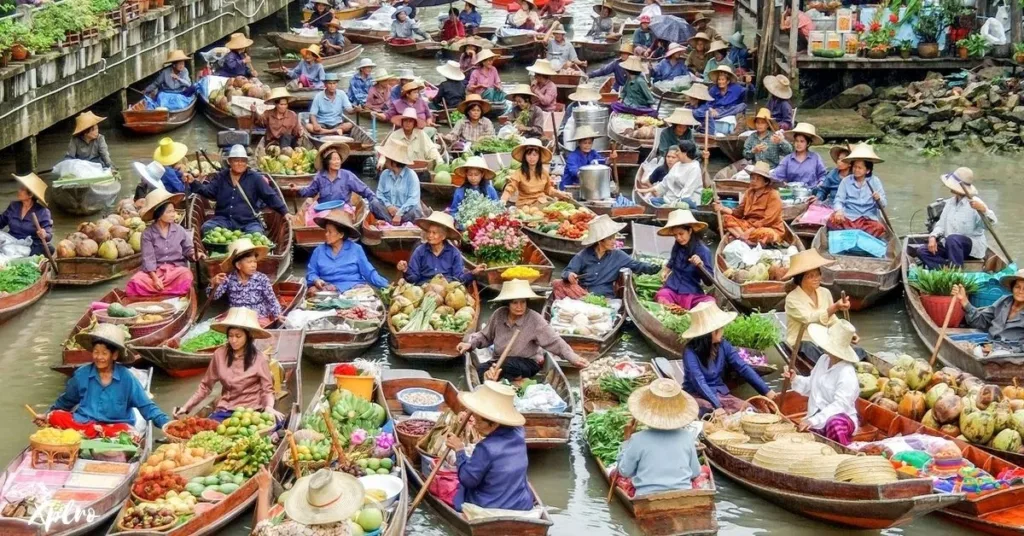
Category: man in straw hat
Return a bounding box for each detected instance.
[64,111,114,169]
[690,12,720,42]
[365,69,398,117]
[320,19,346,57]
[616,378,704,495]
[827,143,887,239]
[253,88,302,149]
[588,42,633,91]
[505,84,545,138]
[742,108,791,168]
[618,56,656,112]
[702,40,732,82]
[388,68,418,104]
[913,167,998,269]
[809,143,852,206]
[286,44,326,91]
[145,49,193,98]
[210,237,281,321]
[528,60,561,112]
[458,279,588,378]
[385,108,443,169]
[391,5,430,41]
[308,73,356,135]
[764,74,794,130]
[680,301,777,414]
[561,125,617,189]
[652,43,688,83]
[686,32,712,73]
[431,60,467,110]
[442,381,534,512]
[633,14,655,56]
[953,269,1024,343]
[216,32,257,78]
[774,122,826,187]
[782,249,859,363]
[657,107,699,157]
[35,322,171,438]
[714,161,786,245]
[694,64,746,135]
[308,209,389,292]
[189,144,289,234]
[467,50,505,102]
[397,211,483,284]
[541,25,586,73]
[125,188,196,298]
[444,94,495,147]
[253,467,364,534]
[370,137,424,225]
[557,214,660,299]
[1,172,52,256]
[782,320,861,443]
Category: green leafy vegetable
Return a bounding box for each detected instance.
[722,313,781,352]
[599,375,650,402]
[641,300,691,337]
[634,274,663,302]
[454,190,507,229]
[700,188,715,206]
[180,331,227,353]
[0,262,41,294]
[584,404,632,466]
[909,266,980,296]
[582,293,609,308]
[470,135,523,155]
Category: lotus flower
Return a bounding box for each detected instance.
[350,428,367,446]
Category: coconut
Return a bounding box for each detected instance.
[434,305,454,317]
[928,369,956,390]
[68,232,89,244]
[961,410,996,444]
[89,226,111,244]
[882,378,908,403]
[425,275,448,298]
[975,384,1003,411]
[110,225,131,240]
[858,373,880,400]
[960,376,984,395]
[905,359,934,391]
[926,383,951,408]
[876,397,898,413]
[993,402,1012,432]
[97,241,118,261]
[105,214,125,226]
[855,362,879,377]
[991,429,1022,452]
[77,221,97,236]
[75,239,98,257]
[455,306,475,321]
[934,394,964,424]
[112,238,133,258]
[921,410,940,429]
[55,239,76,258]
[389,296,412,316]
[1011,399,1024,411]
[898,391,927,421]
[895,354,915,368]
[96,218,113,232]
[129,231,142,252]
[400,285,424,304]
[940,424,961,437]
[1010,410,1024,436]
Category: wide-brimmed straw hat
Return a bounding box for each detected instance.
[511,138,552,163]
[77,323,127,353]
[785,122,824,145]
[73,111,106,136]
[506,83,535,100]
[264,87,296,104]
[628,378,699,430]
[682,83,713,102]
[681,301,737,339]
[620,55,645,73]
[436,60,465,81]
[324,73,341,83]
[139,187,184,222]
[527,59,558,77]
[378,137,414,166]
[708,64,737,83]
[301,44,322,58]
[457,94,492,115]
[569,125,606,142]
[153,137,188,166]
[212,306,272,339]
[782,249,835,280]
[665,43,686,58]
[315,141,351,171]
[415,211,461,241]
[551,24,567,35]
[657,209,708,236]
[395,68,415,81]
[219,237,270,274]
[285,469,363,526]
[458,381,526,426]
[473,49,497,65]
[568,85,602,102]
[493,278,543,302]
[747,161,777,185]
[665,107,700,127]
[373,68,396,84]
[12,173,47,208]
[745,108,778,130]
[829,144,852,164]
[807,320,859,363]
[1000,269,1024,291]
[225,32,253,50]
[163,49,190,65]
[391,107,426,129]
[592,2,612,15]
[708,40,730,54]
[941,167,978,196]
[692,12,711,25]
[841,143,884,164]
[453,36,492,52]
[464,0,477,6]
[618,42,634,54]
[689,32,711,44]
[326,19,343,29]
[314,208,361,240]
[581,215,626,246]
[453,155,496,181]
[764,74,793,100]
[134,161,165,191]
[400,80,425,97]
[227,144,248,160]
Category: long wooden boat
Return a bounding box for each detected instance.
[384,38,442,58]
[541,291,624,361]
[198,87,263,136]
[121,98,197,135]
[811,226,901,311]
[607,112,656,153]
[651,84,688,104]
[0,369,154,536]
[186,196,294,285]
[581,362,718,535]
[359,203,430,266]
[430,26,497,42]
[0,260,51,325]
[108,330,302,536]
[388,282,480,363]
[572,38,620,63]
[267,31,320,54]
[135,279,306,378]
[266,45,364,80]
[791,203,827,245]
[254,136,317,196]
[901,234,1023,384]
[605,0,714,19]
[463,234,555,292]
[48,174,122,217]
[344,28,391,44]
[501,40,541,64]
[465,351,574,449]
[53,251,143,286]
[298,112,377,167]
[53,287,198,376]
[713,222,805,312]
[301,5,369,22]
[293,196,369,251]
[302,297,386,366]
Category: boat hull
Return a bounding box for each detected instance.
[48,180,122,216]
[121,99,197,135]
[0,261,51,325]
[812,226,901,311]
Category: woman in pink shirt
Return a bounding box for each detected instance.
[174,307,282,423]
[527,59,559,112]
[467,49,506,102]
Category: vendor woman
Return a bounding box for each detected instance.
[397,212,482,284]
[810,144,851,206]
[654,210,715,311]
[782,321,860,443]
[828,143,888,239]
[64,111,114,169]
[657,107,698,158]
[0,173,52,256]
[501,139,573,207]
[36,324,171,438]
[715,161,785,246]
[125,188,197,298]
[783,249,861,363]
[694,65,746,135]
[561,125,616,190]
[773,122,826,188]
[742,108,791,168]
[174,307,283,422]
[447,155,499,216]
[307,209,388,292]
[209,238,281,322]
[953,269,1024,342]
[443,95,495,148]
[558,215,660,299]
[444,381,533,513]
[682,302,777,414]
[294,142,376,214]
[457,279,589,381]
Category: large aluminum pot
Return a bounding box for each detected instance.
[579,164,612,201]
[572,106,610,151]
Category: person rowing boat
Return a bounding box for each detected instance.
[557,215,659,299]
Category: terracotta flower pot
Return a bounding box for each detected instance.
[957,46,969,60]
[866,48,887,59]
[918,42,939,58]
[920,294,965,330]
[10,43,28,61]
[900,49,911,59]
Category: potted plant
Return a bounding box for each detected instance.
[957,33,988,58]
[1015,42,1024,64]
[915,10,942,58]
[8,22,33,61]
[898,39,913,58]
[909,267,979,328]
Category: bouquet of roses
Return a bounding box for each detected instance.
[466,214,527,266]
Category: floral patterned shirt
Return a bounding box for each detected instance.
[208,271,281,320]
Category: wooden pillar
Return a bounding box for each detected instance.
[789,0,799,72]
[1012,0,1022,44]
[14,136,37,175]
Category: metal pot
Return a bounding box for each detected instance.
[572,106,610,151]
[579,164,612,201]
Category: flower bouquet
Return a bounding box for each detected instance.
[465,214,527,267]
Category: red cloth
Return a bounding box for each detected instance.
[125,264,193,297]
[828,216,886,238]
[816,413,855,445]
[48,410,132,439]
[441,19,466,41]
[425,458,459,507]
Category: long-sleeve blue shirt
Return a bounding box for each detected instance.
[306,239,388,291]
[298,169,376,203]
[588,59,627,91]
[459,9,482,27]
[449,184,498,216]
[834,175,886,222]
[617,427,701,496]
[454,425,534,512]
[813,168,847,204]
[288,60,326,89]
[189,168,288,229]
[563,247,659,297]
[215,51,253,78]
[664,242,712,296]
[682,340,770,408]
[145,66,191,94]
[709,82,745,109]
[52,364,170,427]
[0,201,51,256]
[347,73,373,105]
[161,166,187,194]
[561,149,604,189]
[405,242,473,285]
[632,29,654,48]
[652,58,689,82]
[376,167,421,217]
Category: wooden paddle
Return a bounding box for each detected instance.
[704,113,727,240]
[609,141,620,192]
[781,323,807,398]
[962,189,1013,264]
[863,179,894,235]
[930,297,959,367]
[491,328,522,372]
[322,407,347,465]
[606,418,636,503]
[839,291,850,322]
[407,411,470,519]
[31,213,58,275]
[286,430,304,478]
[24,404,39,420]
[441,98,454,129]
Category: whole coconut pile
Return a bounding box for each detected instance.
[207,76,271,115]
[55,214,145,261]
[383,275,476,333]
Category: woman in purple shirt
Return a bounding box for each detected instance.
[0,173,52,256]
[209,238,281,321]
[773,122,825,188]
[125,189,198,298]
[292,143,376,225]
[397,212,481,285]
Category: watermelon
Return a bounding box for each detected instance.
[201,489,228,502]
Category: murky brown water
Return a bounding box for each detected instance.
[0,1,1015,534]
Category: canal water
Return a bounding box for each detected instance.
[0,0,1017,533]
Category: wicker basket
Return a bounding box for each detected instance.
[171,455,216,481]
[752,437,836,473]
[29,439,80,469]
[705,430,749,447]
[762,422,797,441]
[740,396,783,440]
[770,432,815,443]
[790,454,855,480]
[725,442,761,461]
[701,412,725,435]
[835,456,899,484]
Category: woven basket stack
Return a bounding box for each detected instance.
[705,430,749,447]
[789,453,856,480]
[762,422,797,441]
[835,456,899,484]
[752,437,837,473]
[725,442,761,461]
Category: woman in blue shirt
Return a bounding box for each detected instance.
[651,43,688,83]
[558,215,660,298]
[368,138,424,225]
[828,143,887,238]
[681,302,777,415]
[286,45,326,90]
[307,209,388,292]
[694,65,746,135]
[0,172,52,256]
[216,33,257,78]
[447,156,498,216]
[294,143,376,222]
[654,210,716,311]
[561,125,617,189]
[773,122,825,188]
[397,211,481,284]
[810,144,851,205]
[35,324,170,438]
[459,0,482,31]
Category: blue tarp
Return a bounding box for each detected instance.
[828,230,887,258]
[143,93,196,112]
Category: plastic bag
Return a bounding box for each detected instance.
[513,384,568,413]
[980,17,1008,45]
[52,159,107,179]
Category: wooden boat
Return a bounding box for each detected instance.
[121,97,197,135]
[267,44,364,82]
[48,173,122,217]
[465,351,574,449]
[791,203,826,245]
[572,38,620,63]
[631,181,719,233]
[108,330,302,536]
[811,226,901,311]
[605,0,714,19]
[384,38,442,58]
[344,28,390,44]
[0,260,51,325]
[254,136,318,197]
[381,374,554,534]
[301,5,369,22]
[463,234,556,292]
[136,279,306,378]
[293,196,369,251]
[651,84,688,104]
[53,287,198,376]
[521,224,631,263]
[711,0,734,12]
[581,362,719,535]
[0,369,154,536]
[298,112,377,167]
[186,196,294,285]
[302,297,386,366]
[430,26,497,42]
[53,250,143,286]
[902,234,1024,384]
[268,31,320,54]
[387,282,481,363]
[199,87,263,135]
[607,112,656,152]
[713,222,805,312]
[359,202,431,266]
[541,291,625,361]
[501,40,541,64]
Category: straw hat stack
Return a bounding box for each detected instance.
[704,429,749,447]
[751,436,836,473]
[834,456,899,484]
[789,453,856,480]
[760,421,797,441]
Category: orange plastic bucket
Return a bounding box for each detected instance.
[335,374,374,400]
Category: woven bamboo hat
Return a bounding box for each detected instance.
[785,122,823,145]
[581,215,626,246]
[592,2,612,15]
[452,36,492,52]
[511,138,552,163]
[692,12,711,25]
[551,23,567,35]
[807,320,859,363]
[212,306,271,339]
[73,111,106,136]
[453,155,496,181]
[220,237,270,273]
[665,107,700,127]
[747,161,776,184]
[689,31,711,44]
[941,167,978,196]
[658,209,707,236]
[153,137,188,166]
[628,378,699,430]
[527,59,559,77]
[301,44,322,58]
[373,69,396,84]
[225,32,253,50]
[264,87,297,104]
[391,107,426,129]
[618,42,634,53]
[745,107,778,131]
[782,249,835,280]
[77,323,127,353]
[841,143,884,164]
[569,125,606,142]
[314,208,361,240]
[708,40,730,54]
[139,187,185,222]
[457,94,492,115]
[436,60,465,81]
[493,279,543,302]
[285,469,363,525]
[681,301,737,339]
[620,55,645,73]
[163,49,190,64]
[999,269,1024,292]
[708,64,737,83]
[315,142,352,170]
[415,211,461,241]
[458,381,526,426]
[473,49,498,65]
[568,85,602,102]
[506,83,536,100]
[400,80,425,97]
[665,43,686,58]
[12,173,47,208]
[764,74,793,100]
[682,83,713,102]
[829,144,852,164]
[378,137,414,166]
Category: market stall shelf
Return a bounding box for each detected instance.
[0,260,52,325]
[121,98,198,135]
[811,226,901,311]
[463,235,556,292]
[387,283,481,363]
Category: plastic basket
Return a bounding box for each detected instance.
[714,120,736,135]
[335,374,375,400]
[970,280,1009,308]
[828,230,888,258]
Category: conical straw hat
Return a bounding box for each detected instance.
[658,209,707,236]
[665,108,700,127]
[493,279,543,302]
[73,111,106,136]
[163,49,190,64]
[682,83,713,102]
[76,323,127,352]
[139,188,184,222]
[153,137,188,165]
[681,301,737,339]
[212,306,272,339]
[11,173,47,208]
[782,249,835,280]
[527,59,558,77]
[568,85,602,102]
[784,122,824,145]
[620,55,645,73]
[840,143,884,164]
[569,125,606,142]
[708,40,730,54]
[457,94,492,115]
[284,469,363,525]
[807,320,859,363]
[436,60,465,81]
[415,211,461,241]
[314,208,361,240]
[708,64,737,83]
[219,237,270,273]
[627,378,699,430]
[473,49,497,65]
[458,381,526,426]
[314,142,352,170]
[829,144,852,164]
[764,74,793,100]
[225,32,253,50]
[453,155,496,181]
[581,215,626,246]
[378,137,414,166]
[511,138,552,163]
[745,107,778,131]
[941,167,977,196]
[264,87,296,104]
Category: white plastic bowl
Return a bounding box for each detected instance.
[358,474,404,508]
